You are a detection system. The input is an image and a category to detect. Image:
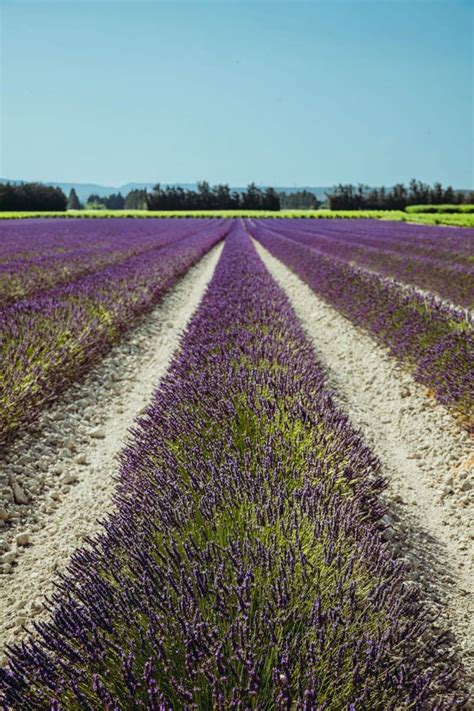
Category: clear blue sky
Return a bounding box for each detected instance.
[1,0,472,187]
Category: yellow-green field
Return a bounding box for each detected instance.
[0,208,473,227]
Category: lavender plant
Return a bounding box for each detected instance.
[256,218,474,309]
[248,220,474,431]
[0,218,219,305]
[0,220,229,445]
[0,225,458,708]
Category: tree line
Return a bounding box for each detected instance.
[147,182,280,211]
[326,180,474,210]
[71,182,280,211]
[1,179,473,212]
[0,182,67,211]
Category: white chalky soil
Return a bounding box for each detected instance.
[255,240,474,690]
[0,243,223,661]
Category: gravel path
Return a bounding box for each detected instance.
[0,244,223,661]
[256,240,474,688]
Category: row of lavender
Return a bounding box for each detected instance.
[0,220,229,446]
[257,218,474,309]
[0,225,458,708]
[248,220,474,431]
[264,217,474,260]
[0,218,219,305]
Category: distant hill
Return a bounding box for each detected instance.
[0,178,333,203]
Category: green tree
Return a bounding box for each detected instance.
[443,186,455,203]
[124,189,149,210]
[262,187,280,210]
[241,183,262,210]
[0,182,67,211]
[67,188,82,210]
[197,181,213,209]
[86,194,106,209]
[431,182,444,204]
[105,193,125,209]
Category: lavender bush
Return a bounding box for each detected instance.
[0,225,459,708]
[255,218,474,308]
[248,220,474,431]
[0,220,229,445]
[0,218,219,305]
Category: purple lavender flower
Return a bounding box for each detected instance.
[0,223,459,708]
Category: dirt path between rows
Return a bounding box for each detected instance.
[0,244,223,661]
[256,240,474,691]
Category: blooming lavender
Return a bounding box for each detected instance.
[255,218,474,308]
[0,218,220,305]
[0,224,459,708]
[248,220,474,430]
[0,219,229,445]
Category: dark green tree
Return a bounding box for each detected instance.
[431,182,444,204]
[241,183,262,210]
[262,187,281,210]
[105,193,125,209]
[443,186,455,203]
[197,181,213,209]
[0,182,67,211]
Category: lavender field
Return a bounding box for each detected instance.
[0,219,229,445]
[0,217,473,708]
[247,219,474,430]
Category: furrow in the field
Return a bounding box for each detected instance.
[255,239,474,687]
[0,243,223,660]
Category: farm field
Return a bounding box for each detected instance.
[0,217,473,707]
[0,218,230,446]
[1,208,474,227]
[249,218,474,307]
[248,219,474,429]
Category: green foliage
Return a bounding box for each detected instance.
[279,190,322,209]
[0,208,395,219]
[86,192,125,210]
[0,209,473,227]
[406,204,474,214]
[67,188,82,210]
[149,182,280,210]
[326,180,472,210]
[396,213,474,228]
[0,182,67,211]
[124,189,149,210]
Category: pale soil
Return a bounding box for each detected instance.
[0,244,223,661]
[255,240,474,690]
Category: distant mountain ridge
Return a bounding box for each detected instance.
[0,178,332,203]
